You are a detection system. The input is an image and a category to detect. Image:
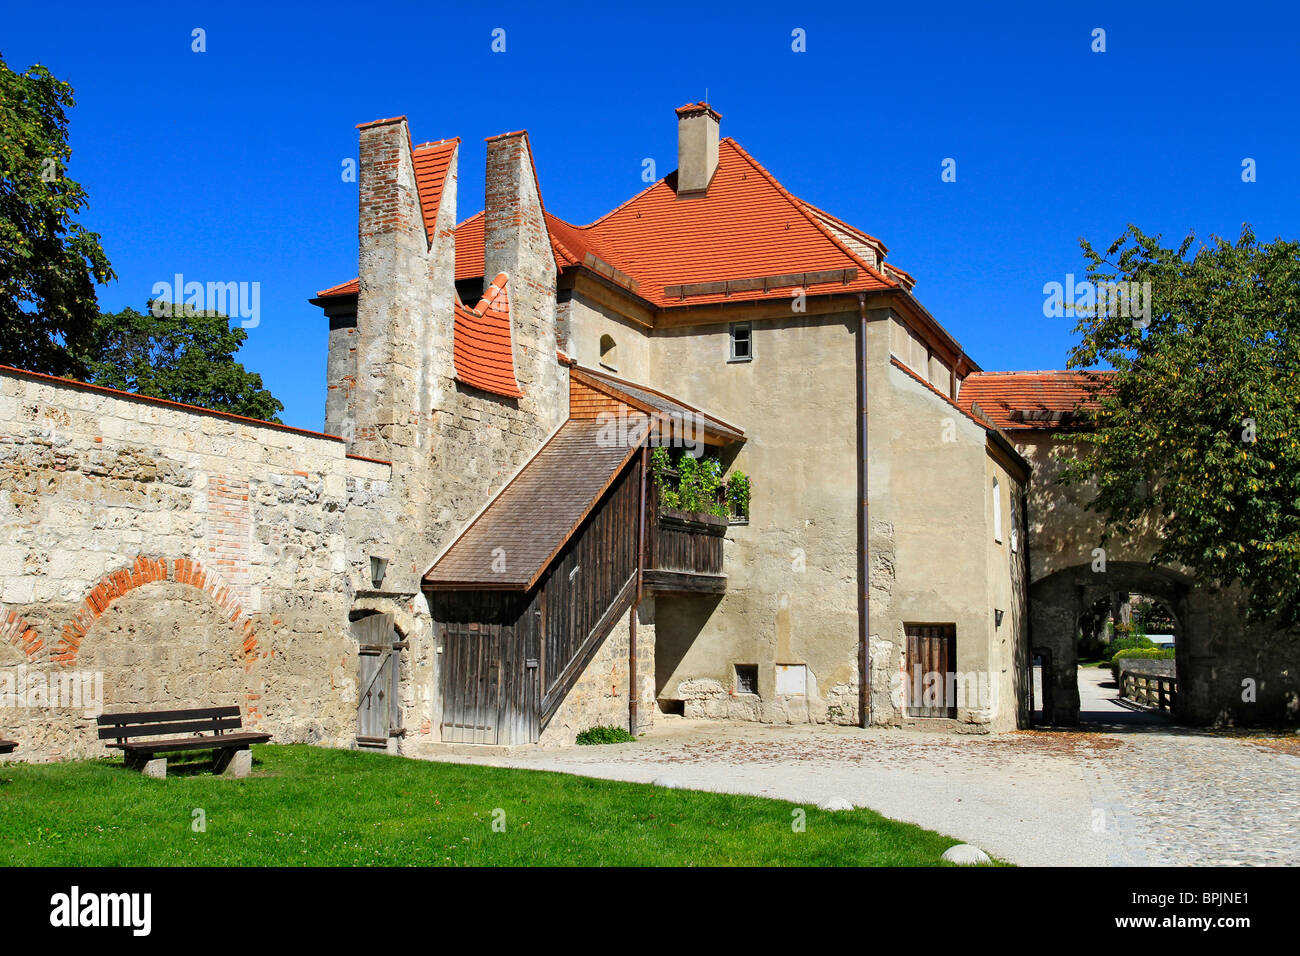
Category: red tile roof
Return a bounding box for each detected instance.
[413,138,458,237]
[319,136,907,309]
[575,139,896,307]
[957,370,1114,431]
[454,274,521,398]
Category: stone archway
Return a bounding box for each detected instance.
[1028,561,1197,725]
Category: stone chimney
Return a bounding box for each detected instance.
[352,116,434,464]
[482,131,563,422]
[675,102,721,196]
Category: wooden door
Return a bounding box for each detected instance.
[440,621,501,744]
[905,623,957,718]
[439,619,540,745]
[356,613,402,746]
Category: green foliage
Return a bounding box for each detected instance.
[0,55,115,376]
[1060,224,1300,626]
[727,470,751,519]
[575,725,636,745]
[650,447,730,518]
[1110,647,1177,683]
[1099,633,1156,664]
[79,302,284,422]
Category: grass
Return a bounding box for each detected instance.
[0,745,983,866]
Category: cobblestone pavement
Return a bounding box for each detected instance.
[427,672,1300,867]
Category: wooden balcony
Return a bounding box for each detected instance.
[642,496,728,595]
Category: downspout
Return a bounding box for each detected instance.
[629,444,649,736]
[857,293,871,729]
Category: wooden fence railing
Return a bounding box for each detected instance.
[1121,672,1177,714]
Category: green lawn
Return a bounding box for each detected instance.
[0,744,983,866]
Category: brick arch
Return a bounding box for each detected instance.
[52,556,260,672]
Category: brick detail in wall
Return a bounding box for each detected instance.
[1,609,42,663]
[207,475,251,606]
[45,556,261,683]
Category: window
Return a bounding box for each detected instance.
[734,664,758,695]
[599,334,617,371]
[992,478,1003,544]
[729,322,752,362]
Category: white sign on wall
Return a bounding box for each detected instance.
[775,664,807,696]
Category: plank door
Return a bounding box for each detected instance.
[440,622,502,744]
[356,612,402,746]
[905,623,957,718]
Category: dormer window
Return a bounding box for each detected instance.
[729,322,752,362]
[599,334,618,371]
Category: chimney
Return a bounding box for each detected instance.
[483,131,562,418]
[351,115,433,465]
[676,102,721,196]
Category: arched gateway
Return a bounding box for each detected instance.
[958,372,1299,727]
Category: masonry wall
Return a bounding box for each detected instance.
[648,311,862,725]
[866,316,1026,733]
[0,370,392,760]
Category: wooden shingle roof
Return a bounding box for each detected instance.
[423,420,638,590]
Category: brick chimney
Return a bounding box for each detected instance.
[351,116,435,465]
[675,102,720,196]
[483,131,562,418]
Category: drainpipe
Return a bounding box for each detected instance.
[857,294,871,729]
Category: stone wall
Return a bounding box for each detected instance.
[0,369,389,760]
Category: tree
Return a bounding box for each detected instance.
[1061,224,1300,625]
[0,55,114,376]
[81,302,284,423]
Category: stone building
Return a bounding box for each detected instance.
[1,104,1293,761]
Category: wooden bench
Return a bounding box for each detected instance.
[0,739,16,756]
[97,706,270,778]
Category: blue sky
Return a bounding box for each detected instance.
[3,0,1297,430]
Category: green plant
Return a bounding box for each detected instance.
[654,449,725,516]
[1099,633,1156,664]
[727,471,750,519]
[575,725,636,745]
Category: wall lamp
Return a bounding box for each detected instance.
[369,555,389,589]
[994,608,1004,628]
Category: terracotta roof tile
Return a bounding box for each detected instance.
[957,370,1114,431]
[320,129,913,314]
[454,273,521,398]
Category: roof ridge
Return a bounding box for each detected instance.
[796,197,888,255]
[967,369,1115,377]
[579,172,669,229]
[722,138,898,290]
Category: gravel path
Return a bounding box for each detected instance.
[425,669,1300,867]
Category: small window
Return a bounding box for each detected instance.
[729,322,752,362]
[599,334,617,371]
[992,478,1003,544]
[734,664,758,695]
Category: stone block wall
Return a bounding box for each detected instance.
[0,369,391,760]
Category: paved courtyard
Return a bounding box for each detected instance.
[426,667,1300,866]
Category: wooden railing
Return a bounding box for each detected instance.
[1121,672,1177,714]
[649,508,726,575]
